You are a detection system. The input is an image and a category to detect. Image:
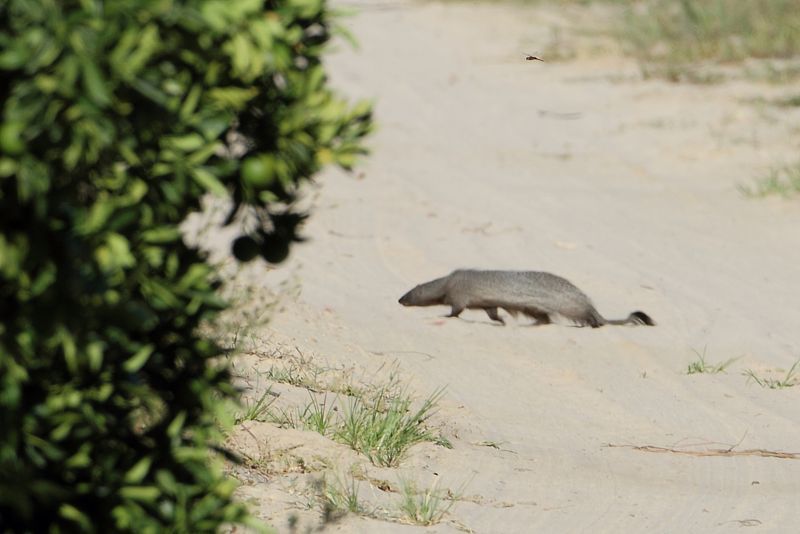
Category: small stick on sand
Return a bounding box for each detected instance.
[606,443,800,459]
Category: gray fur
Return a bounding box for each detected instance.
[398,269,655,328]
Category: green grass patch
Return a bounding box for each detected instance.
[621,0,800,61]
[335,388,446,467]
[267,386,448,467]
[686,348,738,375]
[480,0,800,82]
[743,360,800,389]
[740,164,800,197]
[265,393,338,434]
[234,388,276,424]
[316,473,366,522]
[398,478,456,526]
[300,393,340,435]
[615,0,800,81]
[773,94,800,107]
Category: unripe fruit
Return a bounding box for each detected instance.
[240,155,274,188]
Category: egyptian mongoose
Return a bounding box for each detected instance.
[398,270,655,328]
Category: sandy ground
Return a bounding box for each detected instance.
[210,1,800,532]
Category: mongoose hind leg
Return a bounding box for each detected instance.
[525,309,551,326]
[484,307,505,325]
[572,313,603,328]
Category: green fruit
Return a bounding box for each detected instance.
[0,121,26,156]
[240,155,274,188]
[232,236,260,262]
[260,234,290,264]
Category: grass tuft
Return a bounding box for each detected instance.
[266,386,447,467]
[398,478,455,526]
[335,387,446,467]
[300,393,339,435]
[739,164,800,197]
[317,473,366,522]
[686,348,738,375]
[743,360,800,389]
[234,388,276,424]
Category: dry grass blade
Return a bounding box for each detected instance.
[607,443,800,459]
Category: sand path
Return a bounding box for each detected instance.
[230,2,800,532]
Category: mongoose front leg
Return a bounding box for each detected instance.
[447,305,465,318]
[484,307,505,325]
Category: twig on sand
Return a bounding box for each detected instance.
[606,443,800,459]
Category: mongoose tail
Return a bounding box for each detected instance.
[586,311,656,328]
[560,308,655,328]
[602,311,656,327]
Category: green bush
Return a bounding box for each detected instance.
[0,0,371,531]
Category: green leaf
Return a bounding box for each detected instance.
[165,133,205,152]
[141,226,181,244]
[51,419,74,442]
[227,34,255,79]
[65,444,92,468]
[192,168,228,196]
[198,115,231,140]
[0,157,18,177]
[0,45,27,69]
[81,59,112,107]
[60,504,93,530]
[126,24,161,77]
[187,142,220,165]
[140,279,183,309]
[111,506,132,529]
[207,87,259,110]
[180,85,203,119]
[177,264,210,291]
[87,341,104,372]
[167,411,187,438]
[290,0,324,18]
[58,328,78,375]
[124,456,153,484]
[80,197,115,234]
[59,54,81,95]
[29,263,56,296]
[131,77,170,107]
[123,345,154,373]
[156,470,179,496]
[95,383,113,401]
[95,233,136,274]
[120,486,160,502]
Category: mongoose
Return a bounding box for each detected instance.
[398,269,655,328]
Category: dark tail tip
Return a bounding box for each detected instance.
[629,311,656,326]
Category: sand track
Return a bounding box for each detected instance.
[223,1,800,532]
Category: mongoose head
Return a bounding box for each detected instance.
[398,284,445,307]
[398,288,417,306]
